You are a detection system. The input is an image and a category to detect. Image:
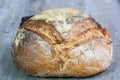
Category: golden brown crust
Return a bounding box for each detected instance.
[12,8,112,77]
[64,18,110,41]
[12,29,61,76]
[21,20,62,44]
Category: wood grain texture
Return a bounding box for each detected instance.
[0,0,119,80]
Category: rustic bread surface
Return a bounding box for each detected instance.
[12,8,112,77]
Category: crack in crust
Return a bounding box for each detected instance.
[21,18,111,53]
[21,20,63,44]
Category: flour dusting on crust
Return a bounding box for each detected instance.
[30,8,90,33]
[14,29,52,56]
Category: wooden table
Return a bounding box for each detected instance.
[0,0,120,80]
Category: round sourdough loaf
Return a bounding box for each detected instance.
[12,8,113,77]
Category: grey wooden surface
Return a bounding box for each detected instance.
[0,0,120,80]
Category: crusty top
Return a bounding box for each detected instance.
[15,8,111,58]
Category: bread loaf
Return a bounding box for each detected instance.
[12,8,113,77]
